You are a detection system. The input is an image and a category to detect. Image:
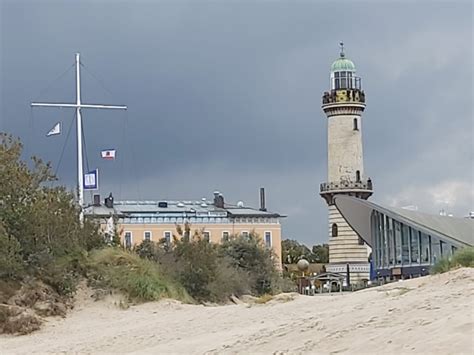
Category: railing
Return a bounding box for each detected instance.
[320,180,373,193]
[322,89,365,104]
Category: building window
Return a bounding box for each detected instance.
[264,231,272,248]
[431,237,441,263]
[394,220,402,265]
[440,240,446,256]
[222,231,230,242]
[379,213,388,267]
[144,231,152,242]
[203,231,210,242]
[356,170,361,182]
[241,231,249,239]
[401,223,410,264]
[331,223,338,238]
[410,228,420,263]
[124,232,132,249]
[420,232,430,263]
[164,231,172,245]
[386,216,394,265]
[451,245,457,255]
[353,118,358,131]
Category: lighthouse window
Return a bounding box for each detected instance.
[353,118,358,131]
[331,223,338,238]
[341,77,347,89]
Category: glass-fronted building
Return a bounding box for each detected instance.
[334,196,473,280]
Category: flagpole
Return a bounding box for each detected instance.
[31,53,127,223]
[76,53,84,223]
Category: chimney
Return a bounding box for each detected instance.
[259,187,267,211]
[105,192,114,208]
[93,194,101,207]
[213,191,224,208]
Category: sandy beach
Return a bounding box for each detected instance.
[1,268,473,354]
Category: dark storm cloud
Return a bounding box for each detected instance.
[1,0,472,246]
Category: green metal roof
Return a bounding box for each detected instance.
[331,56,356,72]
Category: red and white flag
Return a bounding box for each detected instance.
[101,149,116,160]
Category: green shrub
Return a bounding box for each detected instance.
[431,247,474,274]
[0,133,104,296]
[220,233,280,295]
[173,237,220,301]
[87,248,191,303]
[430,257,453,274]
[0,224,24,279]
[452,247,474,267]
[206,258,252,302]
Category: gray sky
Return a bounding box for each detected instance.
[1,0,472,247]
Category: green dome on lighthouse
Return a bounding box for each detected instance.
[331,57,356,72]
[331,42,356,72]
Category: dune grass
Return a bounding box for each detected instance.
[254,294,273,304]
[87,248,193,303]
[431,247,474,274]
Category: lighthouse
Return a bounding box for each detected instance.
[320,43,373,283]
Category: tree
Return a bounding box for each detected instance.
[281,239,316,263]
[312,244,329,263]
[281,239,329,264]
[0,133,103,292]
[220,232,279,295]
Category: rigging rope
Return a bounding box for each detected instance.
[82,62,133,201]
[26,107,35,163]
[80,115,94,203]
[118,109,127,200]
[124,109,142,200]
[50,110,75,187]
[32,63,75,102]
[81,63,119,100]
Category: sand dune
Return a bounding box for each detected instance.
[1,268,473,354]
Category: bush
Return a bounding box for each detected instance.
[0,133,104,295]
[172,236,221,301]
[220,233,280,295]
[452,247,474,267]
[0,224,24,279]
[431,247,474,274]
[206,258,252,302]
[133,235,264,303]
[87,248,191,303]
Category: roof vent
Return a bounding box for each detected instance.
[93,194,101,207]
[158,202,168,208]
[237,201,244,208]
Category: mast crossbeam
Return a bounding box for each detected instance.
[31,103,127,110]
[30,53,127,223]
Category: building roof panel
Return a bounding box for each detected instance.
[334,196,474,247]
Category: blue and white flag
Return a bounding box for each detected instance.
[84,169,99,190]
[46,122,61,137]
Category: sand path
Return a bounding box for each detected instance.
[1,268,473,354]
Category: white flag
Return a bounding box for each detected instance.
[101,149,116,160]
[46,122,61,137]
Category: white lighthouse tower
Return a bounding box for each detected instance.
[320,43,373,283]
